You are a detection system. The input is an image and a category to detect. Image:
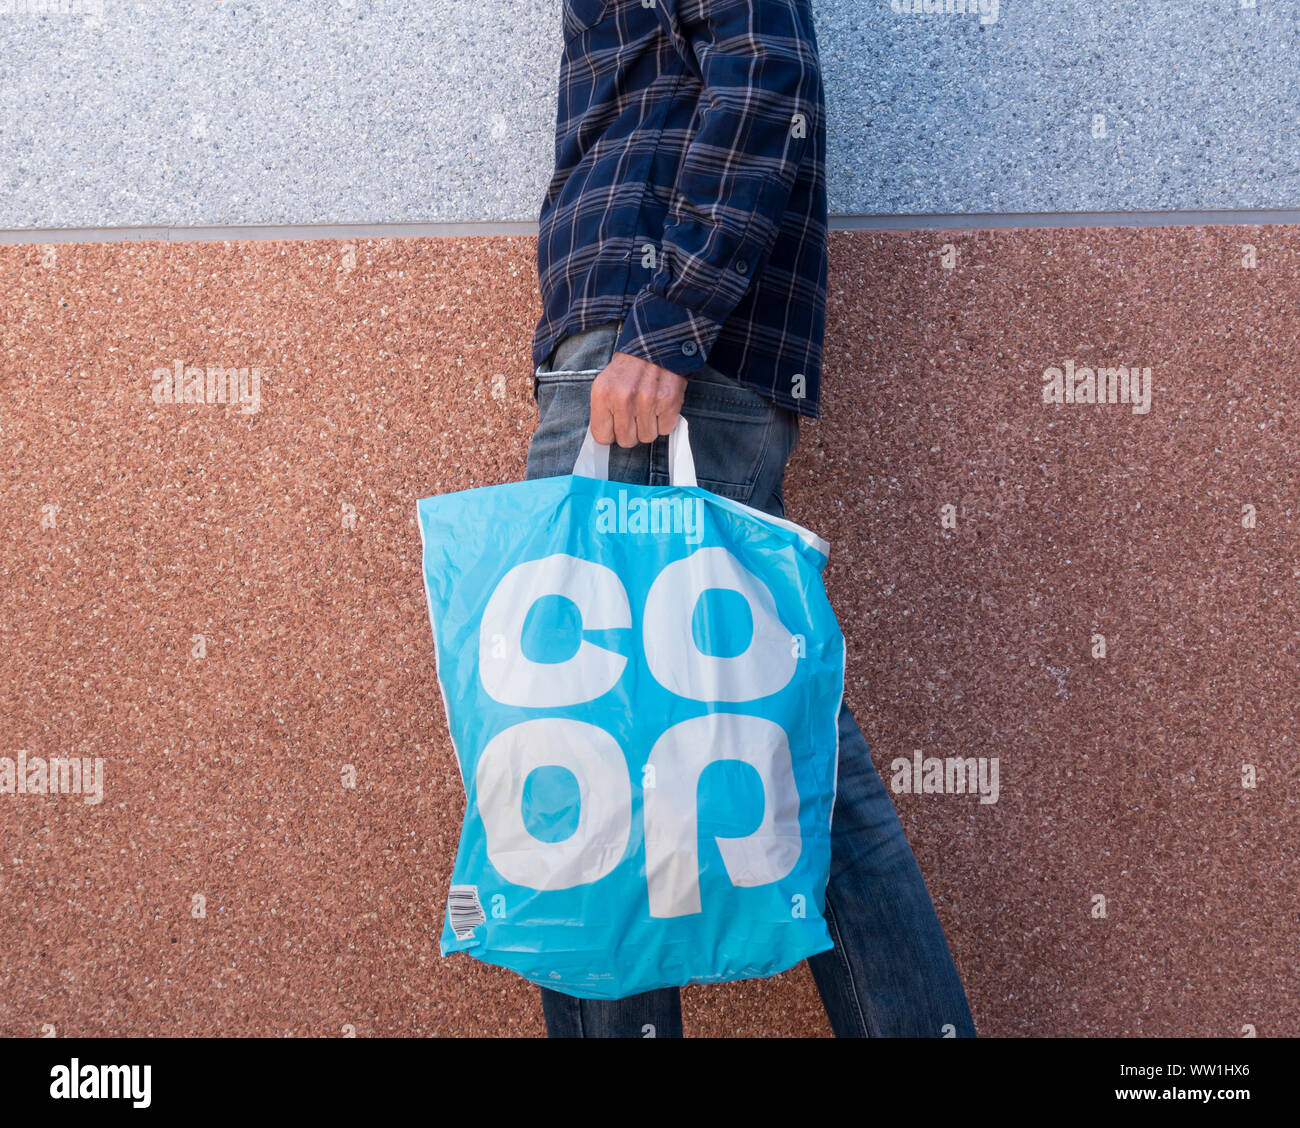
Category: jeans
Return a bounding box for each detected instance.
[524,321,976,1038]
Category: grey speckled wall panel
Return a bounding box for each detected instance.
[835,0,1300,215]
[0,0,561,228]
[1,0,1297,230]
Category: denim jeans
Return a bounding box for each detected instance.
[524,321,976,1038]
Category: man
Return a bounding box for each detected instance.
[526,0,975,1037]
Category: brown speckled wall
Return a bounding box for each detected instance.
[1,229,1295,1037]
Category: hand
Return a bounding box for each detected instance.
[589,351,688,447]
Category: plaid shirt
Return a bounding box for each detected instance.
[532,0,828,418]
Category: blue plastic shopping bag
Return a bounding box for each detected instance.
[417,418,845,999]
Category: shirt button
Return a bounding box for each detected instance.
[681,340,698,357]
[736,259,749,274]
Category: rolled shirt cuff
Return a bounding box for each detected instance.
[613,288,725,378]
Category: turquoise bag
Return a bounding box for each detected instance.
[418,419,844,999]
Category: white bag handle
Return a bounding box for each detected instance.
[573,416,698,488]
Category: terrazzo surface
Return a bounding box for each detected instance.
[1,1,1298,229]
[0,227,1296,1036]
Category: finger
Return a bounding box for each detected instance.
[656,400,681,436]
[634,388,658,444]
[612,395,641,448]
[656,376,685,435]
[589,390,616,445]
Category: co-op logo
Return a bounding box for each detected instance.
[476,547,808,918]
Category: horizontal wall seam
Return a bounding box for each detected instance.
[4,209,1300,245]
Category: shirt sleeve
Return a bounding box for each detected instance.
[613,0,821,377]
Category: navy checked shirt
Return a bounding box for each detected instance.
[532,0,828,418]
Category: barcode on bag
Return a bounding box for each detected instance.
[446,884,486,941]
